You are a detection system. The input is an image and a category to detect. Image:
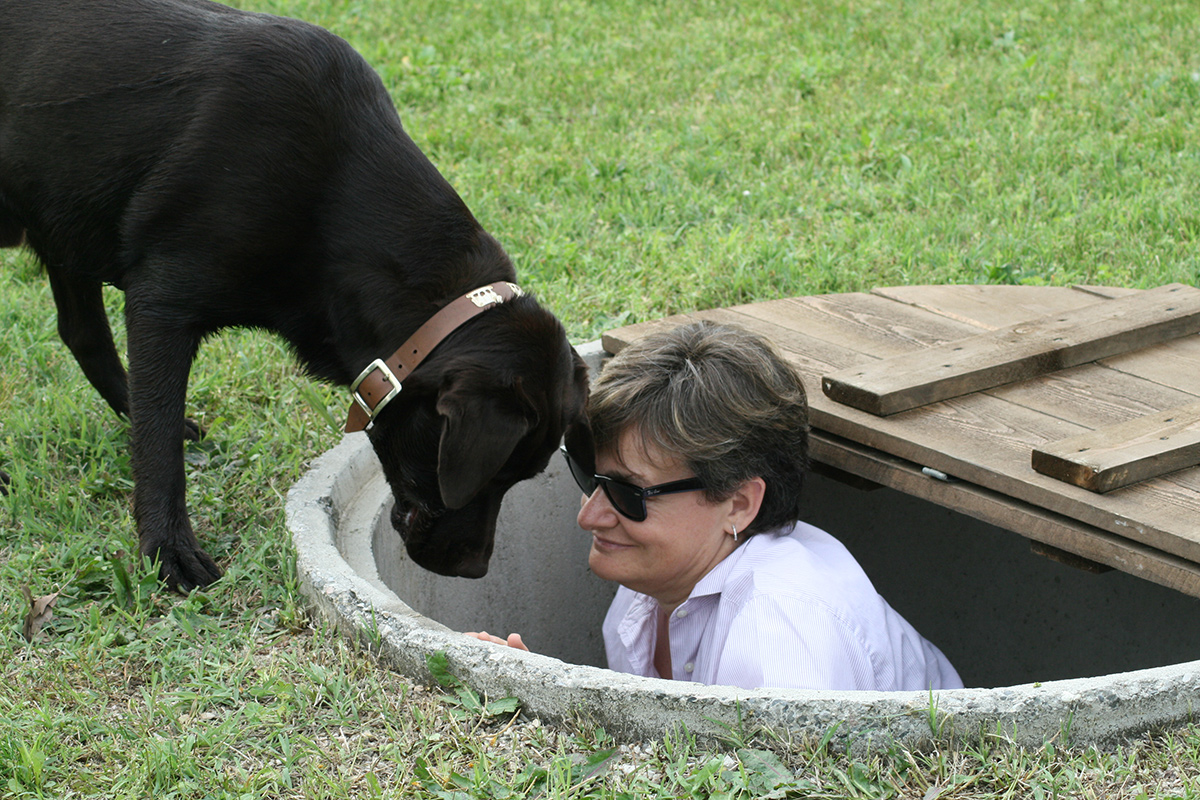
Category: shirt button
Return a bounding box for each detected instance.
[684,662,694,673]
[676,609,688,619]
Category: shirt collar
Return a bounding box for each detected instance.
[687,535,757,602]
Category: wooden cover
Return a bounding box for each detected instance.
[604,285,1200,598]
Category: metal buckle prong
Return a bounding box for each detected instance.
[350,358,402,430]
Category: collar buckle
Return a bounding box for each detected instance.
[350,358,401,431]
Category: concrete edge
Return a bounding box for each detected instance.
[285,341,1200,752]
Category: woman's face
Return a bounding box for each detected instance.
[578,429,743,609]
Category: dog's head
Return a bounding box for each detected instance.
[365,298,589,578]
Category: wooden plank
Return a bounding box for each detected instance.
[1099,334,1200,396]
[1032,401,1200,492]
[866,283,1200,428]
[867,285,1200,428]
[871,284,1118,331]
[702,306,872,375]
[603,305,875,378]
[601,313,693,355]
[1073,285,1142,300]
[809,430,1200,599]
[872,284,1141,331]
[821,283,1200,416]
[721,294,977,367]
[746,292,1200,432]
[784,292,985,353]
[986,362,1200,430]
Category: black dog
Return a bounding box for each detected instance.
[0,0,589,591]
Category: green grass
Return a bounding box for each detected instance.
[239,0,1200,338]
[2,0,1200,796]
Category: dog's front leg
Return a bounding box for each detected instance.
[124,292,221,591]
[47,270,205,442]
[47,270,132,421]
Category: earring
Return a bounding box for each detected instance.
[731,523,738,542]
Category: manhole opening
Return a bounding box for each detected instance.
[374,464,1200,690]
[292,341,1200,748]
[369,346,1200,690]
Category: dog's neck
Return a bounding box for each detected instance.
[344,281,525,432]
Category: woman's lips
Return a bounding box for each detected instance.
[591,533,634,551]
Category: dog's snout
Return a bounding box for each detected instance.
[452,555,489,579]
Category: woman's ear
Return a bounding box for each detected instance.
[729,476,767,532]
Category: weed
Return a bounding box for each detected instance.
[426,651,523,723]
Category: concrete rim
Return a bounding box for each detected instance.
[285,356,1200,752]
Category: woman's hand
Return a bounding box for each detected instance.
[464,630,529,651]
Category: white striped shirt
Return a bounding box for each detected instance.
[602,520,963,691]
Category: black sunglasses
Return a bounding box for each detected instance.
[560,445,705,522]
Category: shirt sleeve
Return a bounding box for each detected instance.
[713,593,879,691]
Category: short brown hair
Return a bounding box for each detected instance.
[588,320,809,535]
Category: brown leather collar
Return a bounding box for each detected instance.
[344,281,525,432]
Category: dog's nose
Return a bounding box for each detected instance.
[453,555,489,579]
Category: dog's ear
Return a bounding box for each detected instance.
[563,413,595,475]
[436,381,532,510]
[561,347,594,471]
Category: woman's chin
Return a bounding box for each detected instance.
[588,539,635,582]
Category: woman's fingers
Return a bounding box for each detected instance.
[465,630,528,650]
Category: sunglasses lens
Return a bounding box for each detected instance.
[562,447,648,521]
[562,449,597,495]
[601,481,646,521]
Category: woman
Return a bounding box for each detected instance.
[471,321,962,691]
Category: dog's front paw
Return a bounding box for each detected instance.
[150,543,223,593]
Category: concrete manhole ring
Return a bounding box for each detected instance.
[285,342,1200,752]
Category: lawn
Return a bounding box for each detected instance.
[2,0,1200,796]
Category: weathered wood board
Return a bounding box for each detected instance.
[809,431,1200,599]
[1032,401,1200,492]
[821,283,1200,416]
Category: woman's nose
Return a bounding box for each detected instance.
[577,486,618,529]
